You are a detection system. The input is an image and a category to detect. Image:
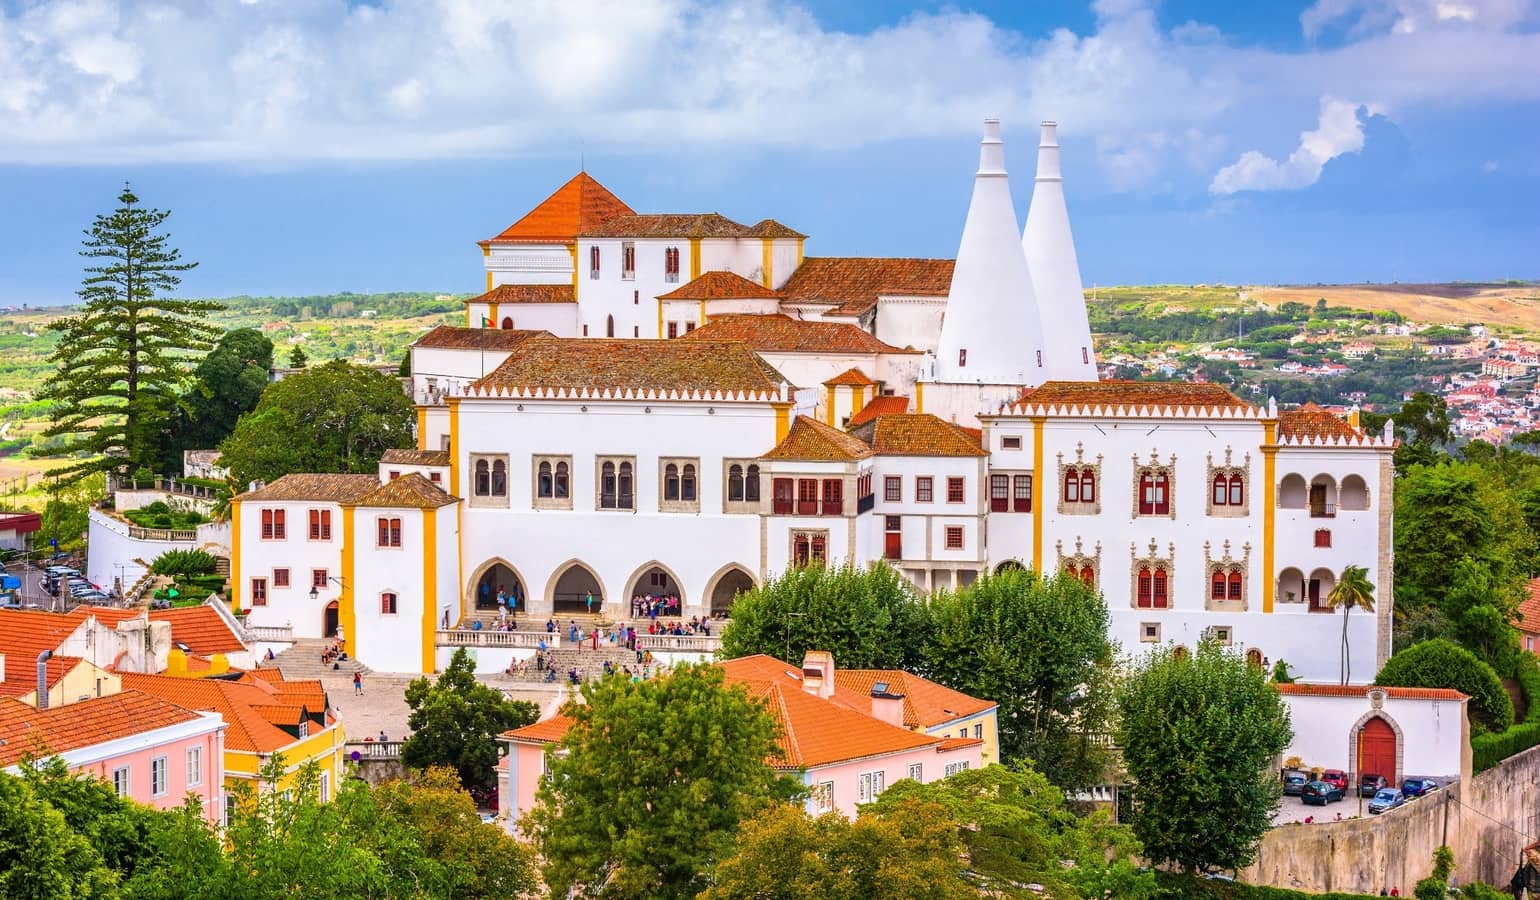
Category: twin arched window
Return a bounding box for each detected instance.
[1063,563,1095,587]
[1136,566,1169,609]
[537,461,571,499]
[663,463,698,502]
[727,464,761,503]
[600,461,635,509]
[1064,467,1096,503]
[1138,471,1170,516]
[1211,569,1243,601]
[1212,473,1245,507]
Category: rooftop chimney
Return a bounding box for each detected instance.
[934,119,1045,386]
[800,650,835,700]
[870,685,907,729]
[1022,121,1098,382]
[36,650,51,710]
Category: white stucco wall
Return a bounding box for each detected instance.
[1281,691,1469,782]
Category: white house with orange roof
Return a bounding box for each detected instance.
[498,650,990,827]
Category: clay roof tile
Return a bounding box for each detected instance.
[778,257,955,317]
[846,395,909,427]
[763,416,874,462]
[469,335,787,396]
[356,472,459,509]
[656,271,781,302]
[485,173,635,244]
[851,413,988,457]
[681,314,914,355]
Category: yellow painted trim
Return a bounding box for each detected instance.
[1031,417,1046,573]
[416,406,428,451]
[489,301,500,328]
[569,245,579,300]
[481,244,491,257]
[851,386,867,417]
[796,238,805,265]
[657,297,665,339]
[229,502,242,611]
[448,398,461,497]
[698,300,707,327]
[689,238,702,280]
[341,506,356,656]
[915,381,925,413]
[761,238,774,289]
[1262,420,1278,613]
[774,403,792,443]
[825,386,837,426]
[485,271,493,292]
[467,305,473,328]
[422,508,438,673]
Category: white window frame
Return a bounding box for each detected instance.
[113,766,130,798]
[813,780,834,813]
[151,756,168,797]
[908,763,923,782]
[186,747,202,787]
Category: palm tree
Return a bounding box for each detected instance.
[1328,565,1376,685]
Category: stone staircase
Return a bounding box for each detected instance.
[261,638,372,680]
[505,644,649,684]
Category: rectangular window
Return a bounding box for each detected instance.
[947,477,964,503]
[308,509,331,540]
[1013,474,1032,512]
[945,761,971,777]
[151,756,168,797]
[793,532,828,567]
[884,476,902,502]
[312,569,328,590]
[589,245,600,279]
[916,476,933,503]
[1314,529,1332,548]
[908,763,923,782]
[773,478,794,515]
[272,568,290,588]
[429,472,441,483]
[685,321,695,333]
[796,478,819,516]
[1141,622,1160,642]
[377,517,402,548]
[821,478,843,516]
[858,772,873,803]
[261,508,286,540]
[223,794,235,829]
[945,526,964,550]
[388,470,401,481]
[187,747,202,787]
[990,474,1009,512]
[664,246,681,282]
[974,723,983,739]
[1001,435,1022,450]
[250,578,267,606]
[320,772,330,804]
[813,781,834,813]
[381,592,398,615]
[113,766,130,798]
[667,322,679,339]
[621,241,636,280]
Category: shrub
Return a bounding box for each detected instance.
[1375,638,1513,734]
[150,549,218,577]
[1152,873,1377,898]
[1470,652,1540,773]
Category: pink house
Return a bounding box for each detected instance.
[0,690,227,823]
[500,651,990,828]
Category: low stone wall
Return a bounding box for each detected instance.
[1243,743,1540,893]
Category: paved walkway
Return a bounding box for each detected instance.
[319,670,569,742]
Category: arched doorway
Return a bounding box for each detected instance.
[1357,715,1397,783]
[323,601,339,639]
[501,316,514,329]
[708,567,755,616]
[626,563,685,611]
[473,562,526,613]
[1246,648,1263,668]
[550,562,604,615]
[1307,567,1337,613]
[995,560,1026,575]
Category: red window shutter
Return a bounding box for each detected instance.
[1229,571,1243,600]
[1081,470,1096,503]
[1212,572,1227,600]
[1153,570,1168,608]
[990,474,1009,512]
[1229,475,1245,506]
[378,518,389,546]
[1014,475,1032,512]
[1080,566,1095,587]
[1137,568,1152,608]
[262,509,273,539]
[1213,474,1227,506]
[273,509,285,538]
[1064,470,1079,503]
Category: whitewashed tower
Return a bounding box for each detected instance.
[1022,121,1097,381]
[933,119,1045,385]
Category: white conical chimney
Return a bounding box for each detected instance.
[934,119,1045,385]
[1023,121,1098,382]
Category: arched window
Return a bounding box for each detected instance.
[1228,570,1243,600]
[555,461,569,499]
[474,459,490,496]
[1228,474,1244,506]
[1153,473,1168,514]
[745,464,761,502]
[491,459,507,496]
[1137,567,1153,608]
[1079,468,1096,503]
[601,461,617,509]
[606,314,615,337]
[589,245,601,278]
[619,461,634,508]
[1152,569,1169,608]
[1064,562,1078,578]
[1064,469,1080,503]
[1173,645,1189,661]
[1079,565,1095,587]
[501,316,513,330]
[682,464,697,502]
[1211,570,1227,600]
[728,464,745,502]
[664,463,680,501]
[1212,473,1229,506]
[1139,472,1156,515]
[380,592,398,615]
[537,461,553,498]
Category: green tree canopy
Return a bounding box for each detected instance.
[1117,640,1292,875]
[172,327,274,459]
[1375,638,1513,734]
[0,767,118,898]
[401,647,538,793]
[922,570,1116,791]
[218,359,414,485]
[863,763,1156,899]
[719,563,928,669]
[287,345,308,369]
[526,665,801,899]
[39,184,220,485]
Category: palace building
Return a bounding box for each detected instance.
[228,120,1395,691]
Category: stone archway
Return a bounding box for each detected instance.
[625,561,687,615]
[465,558,529,620]
[704,565,755,616]
[995,560,1027,575]
[1349,705,1404,784]
[545,560,607,616]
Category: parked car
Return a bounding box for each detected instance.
[1282,772,1308,796]
[46,566,80,578]
[1302,781,1345,805]
[1359,773,1387,797]
[1320,769,1349,791]
[1368,788,1404,814]
[1402,778,1438,798]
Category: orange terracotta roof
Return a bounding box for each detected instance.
[486,173,635,244]
[380,449,450,467]
[120,672,330,753]
[580,213,748,238]
[236,473,380,504]
[936,737,983,752]
[852,414,987,458]
[824,367,875,386]
[778,257,955,317]
[1277,403,1362,440]
[0,691,209,768]
[680,314,914,355]
[833,669,996,728]
[0,609,83,658]
[413,325,548,351]
[0,655,82,699]
[656,271,780,302]
[149,606,246,655]
[1275,684,1468,701]
[745,219,806,238]
[846,395,909,427]
[503,714,577,744]
[469,335,787,397]
[763,416,874,462]
[356,472,458,509]
[1520,579,1540,636]
[463,283,575,305]
[1013,380,1255,414]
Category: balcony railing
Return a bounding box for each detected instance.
[345,740,405,760]
[821,500,843,516]
[797,500,818,516]
[127,526,200,542]
[773,498,794,515]
[635,634,722,653]
[857,494,875,514]
[435,629,558,649]
[244,624,294,643]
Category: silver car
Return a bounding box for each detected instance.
[1368,788,1404,814]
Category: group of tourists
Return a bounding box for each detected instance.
[631,594,681,619]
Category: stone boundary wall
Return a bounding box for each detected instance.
[1242,742,1540,893]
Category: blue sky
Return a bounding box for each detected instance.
[1,0,1537,305]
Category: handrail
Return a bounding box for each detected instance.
[634,634,721,652]
[435,629,561,649]
[126,526,199,542]
[244,624,294,643]
[345,740,405,759]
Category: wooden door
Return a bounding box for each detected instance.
[1357,716,1396,783]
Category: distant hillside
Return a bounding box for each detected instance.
[1260,283,1540,332]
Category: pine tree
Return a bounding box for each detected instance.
[288,345,308,368]
[39,184,221,484]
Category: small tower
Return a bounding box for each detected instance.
[933,119,1045,385]
[1023,121,1098,381]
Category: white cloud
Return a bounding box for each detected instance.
[1209,98,1372,194]
[0,0,1534,180]
[1301,0,1537,37]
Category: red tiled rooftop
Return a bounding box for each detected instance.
[851,414,987,458]
[681,314,914,355]
[0,691,208,768]
[1013,380,1255,413]
[824,367,875,387]
[463,283,575,305]
[779,257,955,317]
[1277,403,1362,440]
[485,173,634,244]
[121,672,329,753]
[470,335,787,397]
[1275,684,1467,701]
[1520,578,1540,636]
[846,395,909,427]
[657,271,780,302]
[833,669,996,728]
[413,325,548,351]
[763,415,873,462]
[579,213,748,239]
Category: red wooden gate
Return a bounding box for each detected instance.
[1357,716,1397,783]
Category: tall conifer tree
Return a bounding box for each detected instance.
[40,184,220,484]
